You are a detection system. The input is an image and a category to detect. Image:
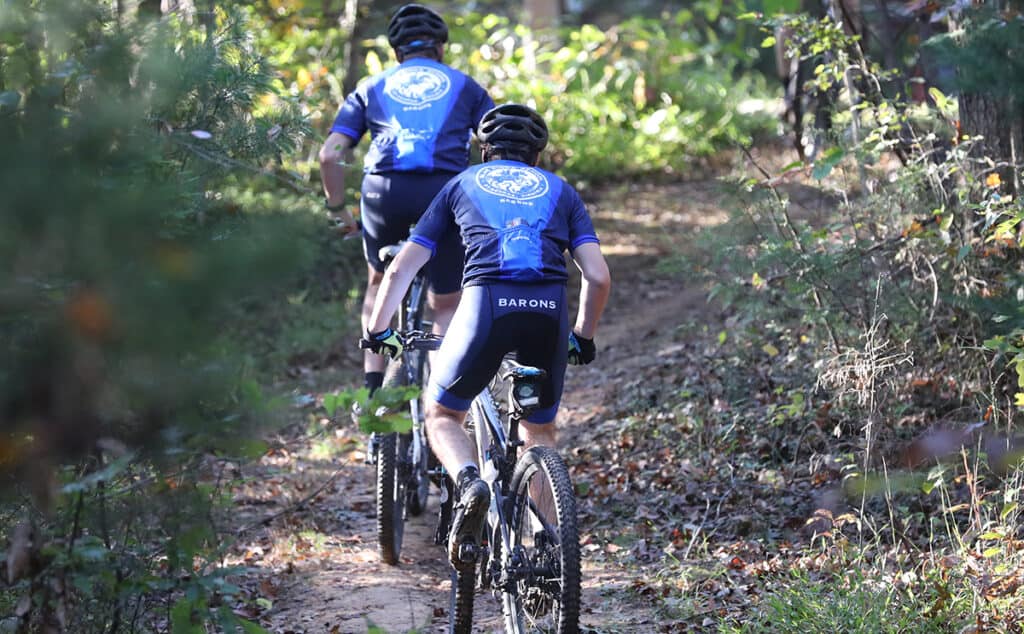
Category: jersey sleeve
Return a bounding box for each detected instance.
[329,84,369,142]
[566,186,600,251]
[410,180,459,256]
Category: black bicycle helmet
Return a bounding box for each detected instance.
[477,104,549,153]
[387,4,449,49]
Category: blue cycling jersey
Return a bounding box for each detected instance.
[330,58,494,174]
[410,160,600,286]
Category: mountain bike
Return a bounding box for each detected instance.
[362,242,442,565]
[448,359,582,634]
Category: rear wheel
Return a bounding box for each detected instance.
[375,432,404,565]
[502,446,581,634]
[448,565,476,634]
[375,359,410,565]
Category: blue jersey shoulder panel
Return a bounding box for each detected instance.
[413,160,599,286]
[330,59,493,174]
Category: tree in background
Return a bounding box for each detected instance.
[930,1,1024,196]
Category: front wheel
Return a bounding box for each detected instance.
[502,446,581,634]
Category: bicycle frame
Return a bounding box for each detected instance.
[369,241,442,564]
[468,361,545,590]
[374,241,431,468]
[397,268,429,472]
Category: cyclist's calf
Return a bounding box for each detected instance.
[426,289,459,333]
[520,418,557,452]
[424,399,478,478]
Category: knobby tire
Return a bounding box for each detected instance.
[448,565,476,634]
[503,446,581,634]
[375,359,408,565]
[375,432,403,565]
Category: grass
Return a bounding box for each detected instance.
[719,569,951,633]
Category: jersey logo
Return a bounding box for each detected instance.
[383,66,451,106]
[475,165,549,201]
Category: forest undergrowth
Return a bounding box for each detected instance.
[585,140,1024,632]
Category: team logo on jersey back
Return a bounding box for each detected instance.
[384,67,451,106]
[475,165,549,201]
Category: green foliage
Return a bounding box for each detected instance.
[1,1,310,460]
[924,9,1024,100]
[0,2,314,631]
[448,10,775,180]
[645,7,1024,629]
[323,384,420,434]
[256,6,776,184]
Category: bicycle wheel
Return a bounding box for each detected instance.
[375,432,404,565]
[448,565,476,634]
[502,446,581,634]
[375,359,409,565]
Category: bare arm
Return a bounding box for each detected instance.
[319,132,358,229]
[571,242,611,339]
[366,242,433,334]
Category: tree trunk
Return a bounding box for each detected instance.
[960,93,1015,169]
[160,0,195,19]
[524,0,560,30]
[339,0,404,97]
[339,0,362,98]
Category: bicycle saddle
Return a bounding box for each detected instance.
[500,360,547,382]
[378,242,404,264]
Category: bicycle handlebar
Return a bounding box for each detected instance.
[359,329,442,352]
[402,330,443,351]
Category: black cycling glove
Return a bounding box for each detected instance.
[360,327,403,359]
[568,332,596,365]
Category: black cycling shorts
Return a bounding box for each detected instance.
[360,171,463,295]
[426,282,569,424]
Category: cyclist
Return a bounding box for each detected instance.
[319,3,494,396]
[361,103,611,570]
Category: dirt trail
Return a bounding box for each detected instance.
[230,175,738,633]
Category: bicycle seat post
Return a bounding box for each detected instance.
[502,361,547,454]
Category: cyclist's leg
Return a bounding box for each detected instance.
[510,285,569,533]
[425,285,511,567]
[426,289,459,334]
[359,174,413,388]
[514,284,569,447]
[424,400,475,479]
[423,286,501,474]
[360,263,387,384]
